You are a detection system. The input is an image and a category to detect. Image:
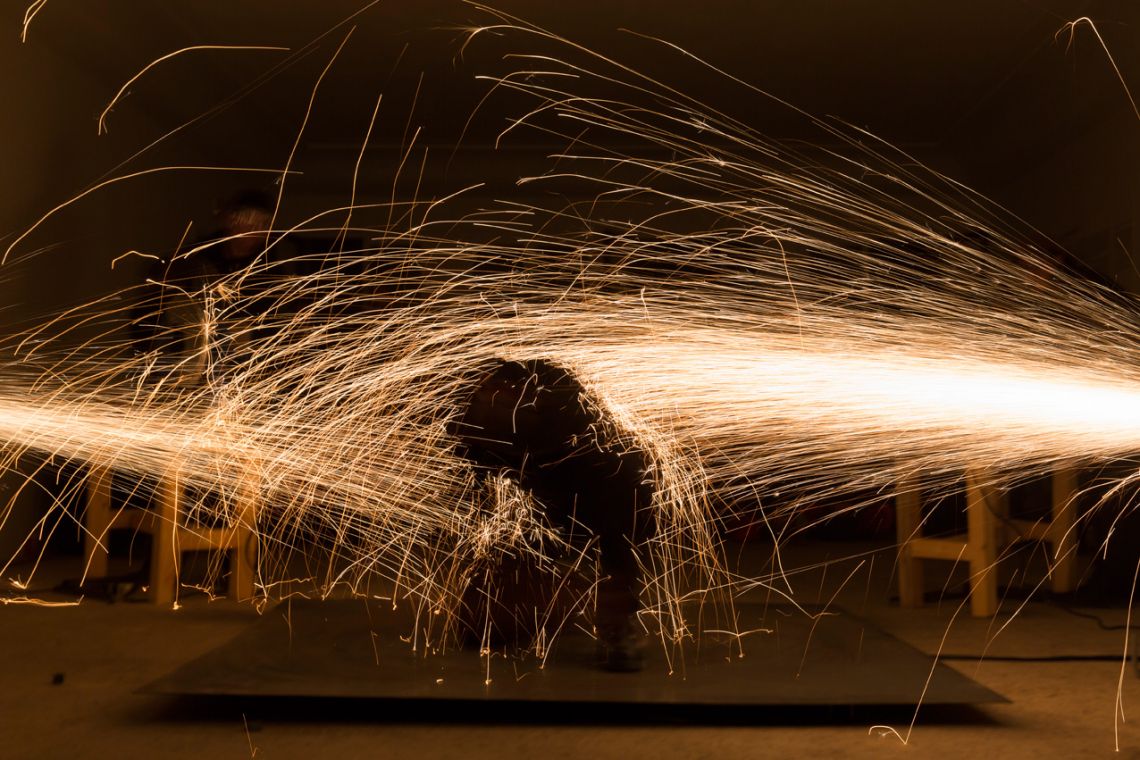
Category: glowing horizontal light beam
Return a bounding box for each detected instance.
[585,341,1140,459]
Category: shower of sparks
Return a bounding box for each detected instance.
[3,10,1140,676]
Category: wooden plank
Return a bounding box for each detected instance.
[228,466,259,601]
[150,468,180,606]
[83,465,113,579]
[965,472,999,617]
[909,536,970,562]
[1049,467,1079,594]
[895,477,925,607]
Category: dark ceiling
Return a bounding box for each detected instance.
[23,2,1135,147]
[6,1,1137,223]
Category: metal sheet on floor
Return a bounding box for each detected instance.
[143,599,1005,706]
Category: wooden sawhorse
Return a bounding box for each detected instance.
[84,464,259,604]
[896,468,1078,617]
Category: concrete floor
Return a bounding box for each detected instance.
[4,542,1140,759]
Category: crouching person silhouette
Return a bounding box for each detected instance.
[450,359,654,671]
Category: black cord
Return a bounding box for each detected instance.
[1047,596,1139,631]
[936,653,1128,662]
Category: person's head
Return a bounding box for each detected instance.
[215,189,274,261]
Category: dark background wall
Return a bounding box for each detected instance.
[0,0,1136,559]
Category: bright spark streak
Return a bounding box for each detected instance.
[0,596,82,607]
[1058,17,1140,123]
[20,0,47,43]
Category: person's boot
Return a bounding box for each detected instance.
[595,612,646,672]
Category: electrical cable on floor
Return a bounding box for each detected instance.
[1046,596,1139,631]
[935,653,1128,662]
